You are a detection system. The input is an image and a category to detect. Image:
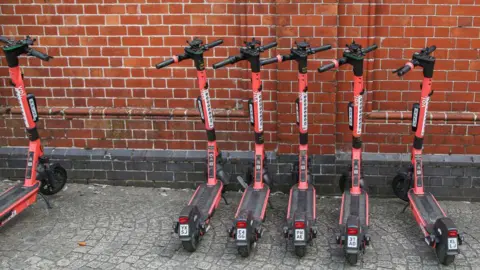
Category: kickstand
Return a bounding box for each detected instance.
[268,200,274,210]
[401,202,410,213]
[222,194,229,205]
[39,193,52,209]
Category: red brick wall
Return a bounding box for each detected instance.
[0,1,478,155]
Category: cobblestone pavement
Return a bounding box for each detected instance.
[0,182,479,270]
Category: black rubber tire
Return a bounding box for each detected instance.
[339,172,350,193]
[295,246,306,257]
[346,253,358,265]
[182,231,199,252]
[436,240,455,266]
[339,170,366,193]
[245,166,254,187]
[392,173,410,202]
[40,163,67,195]
[238,244,251,257]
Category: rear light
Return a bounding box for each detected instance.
[179,217,189,224]
[347,228,358,235]
[237,221,247,228]
[294,221,305,229]
[448,230,458,237]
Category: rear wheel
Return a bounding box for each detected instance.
[436,240,455,266]
[40,163,67,195]
[392,173,410,202]
[238,242,251,257]
[345,253,358,265]
[182,230,199,252]
[295,246,306,257]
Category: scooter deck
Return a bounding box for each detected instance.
[408,190,445,230]
[188,182,222,218]
[237,185,270,221]
[287,184,315,222]
[0,182,40,215]
[341,190,367,226]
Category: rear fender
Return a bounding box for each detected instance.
[177,205,202,241]
[293,212,308,246]
[344,215,361,253]
[434,217,460,255]
[235,210,253,246]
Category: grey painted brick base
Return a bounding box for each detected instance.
[0,147,479,201]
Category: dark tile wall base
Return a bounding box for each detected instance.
[0,147,479,201]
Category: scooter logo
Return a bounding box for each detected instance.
[29,98,38,121]
[420,96,429,137]
[254,92,263,131]
[207,151,215,179]
[15,86,30,129]
[354,95,363,135]
[202,90,214,129]
[300,92,308,130]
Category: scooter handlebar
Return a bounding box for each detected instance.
[392,62,413,76]
[155,58,175,69]
[204,39,223,50]
[260,42,277,51]
[0,36,13,45]
[260,57,279,66]
[213,56,238,69]
[27,48,52,61]
[318,62,336,73]
[425,45,436,55]
[310,44,332,54]
[362,44,378,54]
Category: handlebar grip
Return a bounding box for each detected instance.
[393,64,412,77]
[261,42,277,51]
[318,62,336,73]
[0,36,12,44]
[28,49,52,61]
[426,45,436,54]
[362,44,378,54]
[311,45,332,53]
[205,39,223,49]
[213,56,236,69]
[156,58,175,69]
[260,57,278,66]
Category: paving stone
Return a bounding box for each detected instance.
[0,183,478,269]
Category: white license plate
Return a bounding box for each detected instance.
[295,229,305,241]
[347,236,357,248]
[179,224,189,236]
[237,228,247,240]
[448,237,458,250]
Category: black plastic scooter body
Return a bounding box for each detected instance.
[232,185,270,243]
[286,184,316,246]
[175,182,222,240]
[407,189,461,254]
[0,182,40,225]
[338,189,369,254]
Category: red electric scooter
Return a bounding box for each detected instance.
[155,38,230,252]
[213,38,276,257]
[318,41,377,265]
[391,46,463,265]
[0,36,67,227]
[261,41,331,257]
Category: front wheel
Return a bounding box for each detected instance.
[345,253,358,265]
[392,173,410,202]
[40,163,67,195]
[435,240,455,266]
[295,246,306,257]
